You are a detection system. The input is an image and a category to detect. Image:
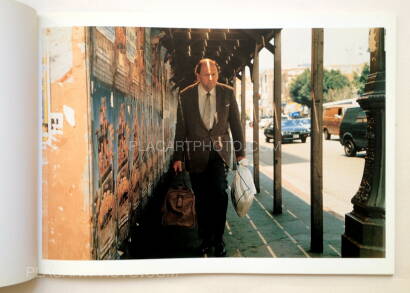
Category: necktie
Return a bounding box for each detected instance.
[203,91,212,129]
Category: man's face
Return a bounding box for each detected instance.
[196,61,219,91]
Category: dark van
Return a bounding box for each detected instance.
[339,106,368,157]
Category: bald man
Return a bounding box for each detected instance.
[173,58,245,257]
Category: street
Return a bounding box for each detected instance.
[245,126,366,218]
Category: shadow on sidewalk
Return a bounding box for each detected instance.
[122,165,344,259]
[123,171,201,259]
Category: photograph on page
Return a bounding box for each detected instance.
[40,26,391,273]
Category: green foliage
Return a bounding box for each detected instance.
[289,69,311,107]
[324,69,351,92]
[289,68,352,107]
[353,63,370,96]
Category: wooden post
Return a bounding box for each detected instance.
[273,30,282,214]
[310,28,324,253]
[241,67,246,148]
[253,44,260,193]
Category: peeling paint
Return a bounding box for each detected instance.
[77,43,85,53]
[43,27,92,260]
[63,105,76,127]
[44,112,64,150]
[47,28,73,82]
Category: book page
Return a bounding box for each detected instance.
[38,12,394,277]
[0,0,38,288]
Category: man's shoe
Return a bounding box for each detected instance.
[198,241,212,256]
[214,241,227,257]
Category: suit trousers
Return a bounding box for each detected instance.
[189,149,229,244]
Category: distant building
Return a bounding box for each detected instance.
[234,74,254,120]
[259,67,307,115]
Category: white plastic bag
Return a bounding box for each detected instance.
[230,159,256,217]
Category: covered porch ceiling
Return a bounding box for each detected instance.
[158,28,280,89]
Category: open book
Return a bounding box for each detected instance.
[0,0,395,288]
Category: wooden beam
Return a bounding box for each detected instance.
[242,30,275,54]
[171,30,251,41]
[273,30,282,215]
[252,44,260,193]
[310,28,324,253]
[241,66,246,150]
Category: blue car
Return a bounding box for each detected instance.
[295,118,311,133]
[264,119,310,143]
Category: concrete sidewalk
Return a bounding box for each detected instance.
[221,130,345,258]
[125,125,346,259]
[223,168,343,258]
[125,161,344,259]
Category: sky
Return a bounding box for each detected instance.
[258,28,370,70]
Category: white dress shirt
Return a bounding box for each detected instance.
[198,84,217,130]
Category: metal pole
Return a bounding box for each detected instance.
[273,30,282,214]
[253,44,260,193]
[310,28,324,253]
[341,28,386,257]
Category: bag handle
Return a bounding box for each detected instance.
[173,170,190,189]
[233,153,239,171]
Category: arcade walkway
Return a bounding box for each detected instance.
[122,136,344,259]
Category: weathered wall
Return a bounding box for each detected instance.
[42,27,178,260]
[42,27,92,260]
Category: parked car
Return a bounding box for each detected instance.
[323,105,349,140]
[264,119,310,143]
[339,106,368,157]
[295,118,311,133]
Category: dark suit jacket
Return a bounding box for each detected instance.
[173,82,245,173]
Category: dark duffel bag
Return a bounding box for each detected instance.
[161,172,196,228]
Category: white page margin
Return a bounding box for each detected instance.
[0,0,38,287]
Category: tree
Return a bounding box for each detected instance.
[353,63,370,96]
[289,69,352,107]
[325,87,354,103]
[323,69,351,93]
[323,69,353,102]
[289,69,311,107]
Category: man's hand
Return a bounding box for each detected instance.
[173,160,183,173]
